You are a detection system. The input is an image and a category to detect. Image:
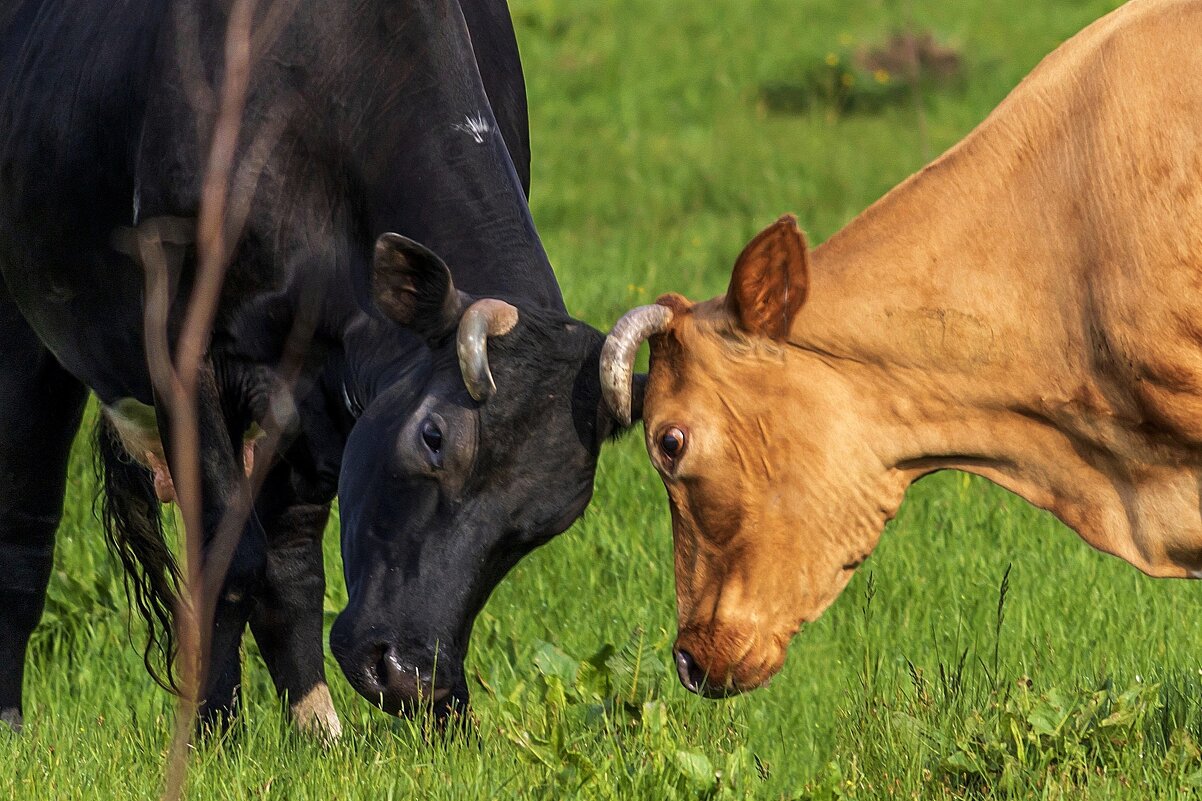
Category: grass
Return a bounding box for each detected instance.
[6,0,1202,797]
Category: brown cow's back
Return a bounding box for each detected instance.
[807,0,1202,449]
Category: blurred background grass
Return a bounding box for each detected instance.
[10,0,1202,798]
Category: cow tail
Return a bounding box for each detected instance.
[94,414,181,692]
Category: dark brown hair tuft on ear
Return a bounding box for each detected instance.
[372,232,464,342]
[725,214,809,341]
[655,292,693,317]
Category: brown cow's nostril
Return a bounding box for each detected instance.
[674,648,706,694]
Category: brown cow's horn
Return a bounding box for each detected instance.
[457,299,519,402]
[600,304,673,425]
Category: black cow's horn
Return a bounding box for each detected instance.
[600,304,673,425]
[457,299,519,402]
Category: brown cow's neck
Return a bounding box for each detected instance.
[786,86,1202,577]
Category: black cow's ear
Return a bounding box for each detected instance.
[372,233,465,340]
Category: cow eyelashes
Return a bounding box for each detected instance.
[414,411,452,471]
[421,419,443,457]
[658,425,687,466]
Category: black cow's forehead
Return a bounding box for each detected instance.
[484,313,603,393]
[485,309,601,376]
[476,311,607,445]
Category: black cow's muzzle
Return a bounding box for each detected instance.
[330,615,465,717]
[364,643,453,711]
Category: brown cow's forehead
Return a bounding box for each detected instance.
[647,312,727,389]
[646,310,787,420]
[644,317,784,494]
[645,333,716,435]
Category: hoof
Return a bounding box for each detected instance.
[1,708,22,733]
[290,683,343,745]
[195,700,240,741]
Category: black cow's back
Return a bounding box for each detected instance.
[0,0,169,402]
[0,0,556,403]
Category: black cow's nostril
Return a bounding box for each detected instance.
[367,644,391,694]
[674,648,706,694]
[361,644,452,712]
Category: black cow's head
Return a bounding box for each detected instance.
[329,233,617,715]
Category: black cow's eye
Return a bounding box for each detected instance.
[421,420,443,454]
[659,426,686,463]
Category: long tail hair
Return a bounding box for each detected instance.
[94,414,181,691]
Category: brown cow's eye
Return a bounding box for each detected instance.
[659,426,686,462]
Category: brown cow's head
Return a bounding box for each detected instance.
[601,216,908,697]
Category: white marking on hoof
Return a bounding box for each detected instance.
[1,707,22,733]
[291,683,342,744]
[1190,569,1202,579]
[452,112,491,144]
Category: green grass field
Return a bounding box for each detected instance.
[9,0,1202,798]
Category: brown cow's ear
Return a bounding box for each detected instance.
[725,214,809,341]
[372,232,465,341]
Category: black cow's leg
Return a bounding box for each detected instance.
[249,464,340,740]
[0,292,88,732]
[156,362,267,732]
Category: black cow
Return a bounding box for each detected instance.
[0,0,630,735]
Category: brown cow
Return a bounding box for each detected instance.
[600,0,1202,697]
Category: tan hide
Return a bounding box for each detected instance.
[638,0,1202,694]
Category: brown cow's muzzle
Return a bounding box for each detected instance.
[672,625,788,698]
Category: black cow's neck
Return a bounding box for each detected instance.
[146,0,567,373]
[325,0,564,315]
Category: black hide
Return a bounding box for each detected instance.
[0,0,622,727]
